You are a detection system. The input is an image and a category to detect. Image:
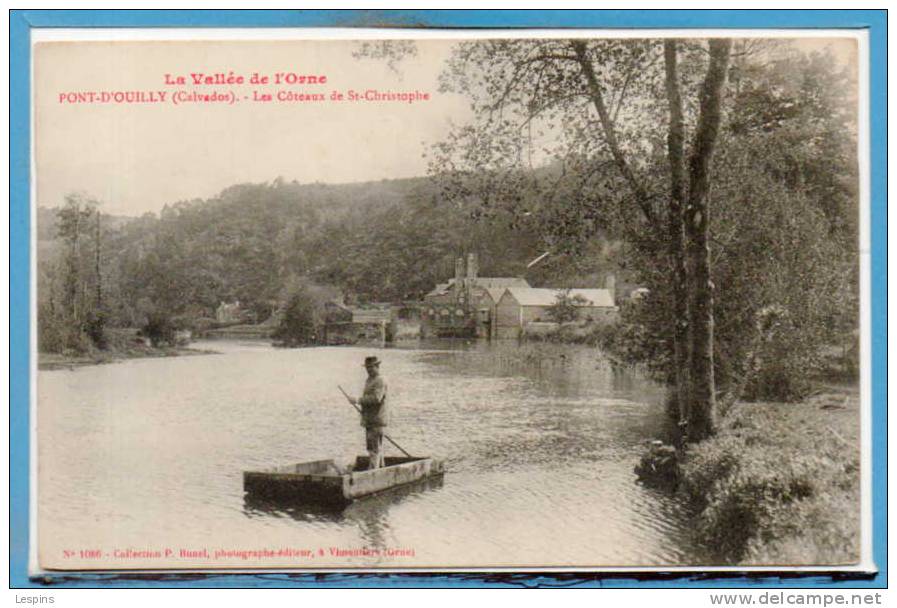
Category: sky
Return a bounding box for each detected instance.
[33,35,858,217]
[34,39,471,216]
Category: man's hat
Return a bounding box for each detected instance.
[363,356,381,367]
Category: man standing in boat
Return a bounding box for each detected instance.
[349,356,389,469]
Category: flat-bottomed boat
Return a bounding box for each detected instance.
[243,456,444,506]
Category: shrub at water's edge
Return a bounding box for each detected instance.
[677,393,860,565]
[37,326,211,370]
[271,279,337,347]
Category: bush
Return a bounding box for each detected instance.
[83,311,108,350]
[272,282,328,347]
[545,289,590,324]
[142,312,176,347]
[37,301,69,354]
[691,455,816,560]
[589,301,672,382]
[679,434,746,511]
[37,301,95,354]
[634,442,680,490]
[679,401,860,565]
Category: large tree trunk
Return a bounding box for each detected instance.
[683,38,732,441]
[663,40,691,427]
[572,38,731,441]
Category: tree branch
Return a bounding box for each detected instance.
[571,40,657,228]
[612,52,660,126]
[488,49,579,119]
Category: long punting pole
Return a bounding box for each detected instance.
[337,385,412,458]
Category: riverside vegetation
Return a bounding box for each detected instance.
[679,390,860,565]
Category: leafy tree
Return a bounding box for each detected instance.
[38,193,107,352]
[271,280,332,347]
[546,289,590,324]
[610,57,858,404]
[424,37,857,437]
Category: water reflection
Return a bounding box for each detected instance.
[610,361,637,392]
[38,340,697,567]
[243,476,446,553]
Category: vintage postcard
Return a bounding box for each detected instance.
[29,27,873,574]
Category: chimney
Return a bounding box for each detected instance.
[467,252,478,282]
[605,273,616,302]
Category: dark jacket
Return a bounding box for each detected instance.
[359,375,389,428]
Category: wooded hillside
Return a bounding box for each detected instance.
[37,173,617,338]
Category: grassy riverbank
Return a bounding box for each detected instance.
[679,387,860,565]
[38,328,217,370]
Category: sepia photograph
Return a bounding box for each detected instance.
[30,29,869,574]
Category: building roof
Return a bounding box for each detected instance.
[425,282,452,297]
[502,287,616,308]
[473,277,530,289]
[351,308,391,323]
[426,277,530,298]
[484,287,508,304]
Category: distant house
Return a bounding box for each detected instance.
[494,287,618,339]
[350,305,392,324]
[421,253,530,338]
[324,301,353,324]
[216,300,244,325]
[391,302,422,340]
[322,303,391,345]
[628,287,650,301]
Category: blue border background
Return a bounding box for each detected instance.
[9,9,887,589]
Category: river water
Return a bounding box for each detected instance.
[37,340,699,570]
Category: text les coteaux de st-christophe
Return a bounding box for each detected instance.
[58,71,432,105]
